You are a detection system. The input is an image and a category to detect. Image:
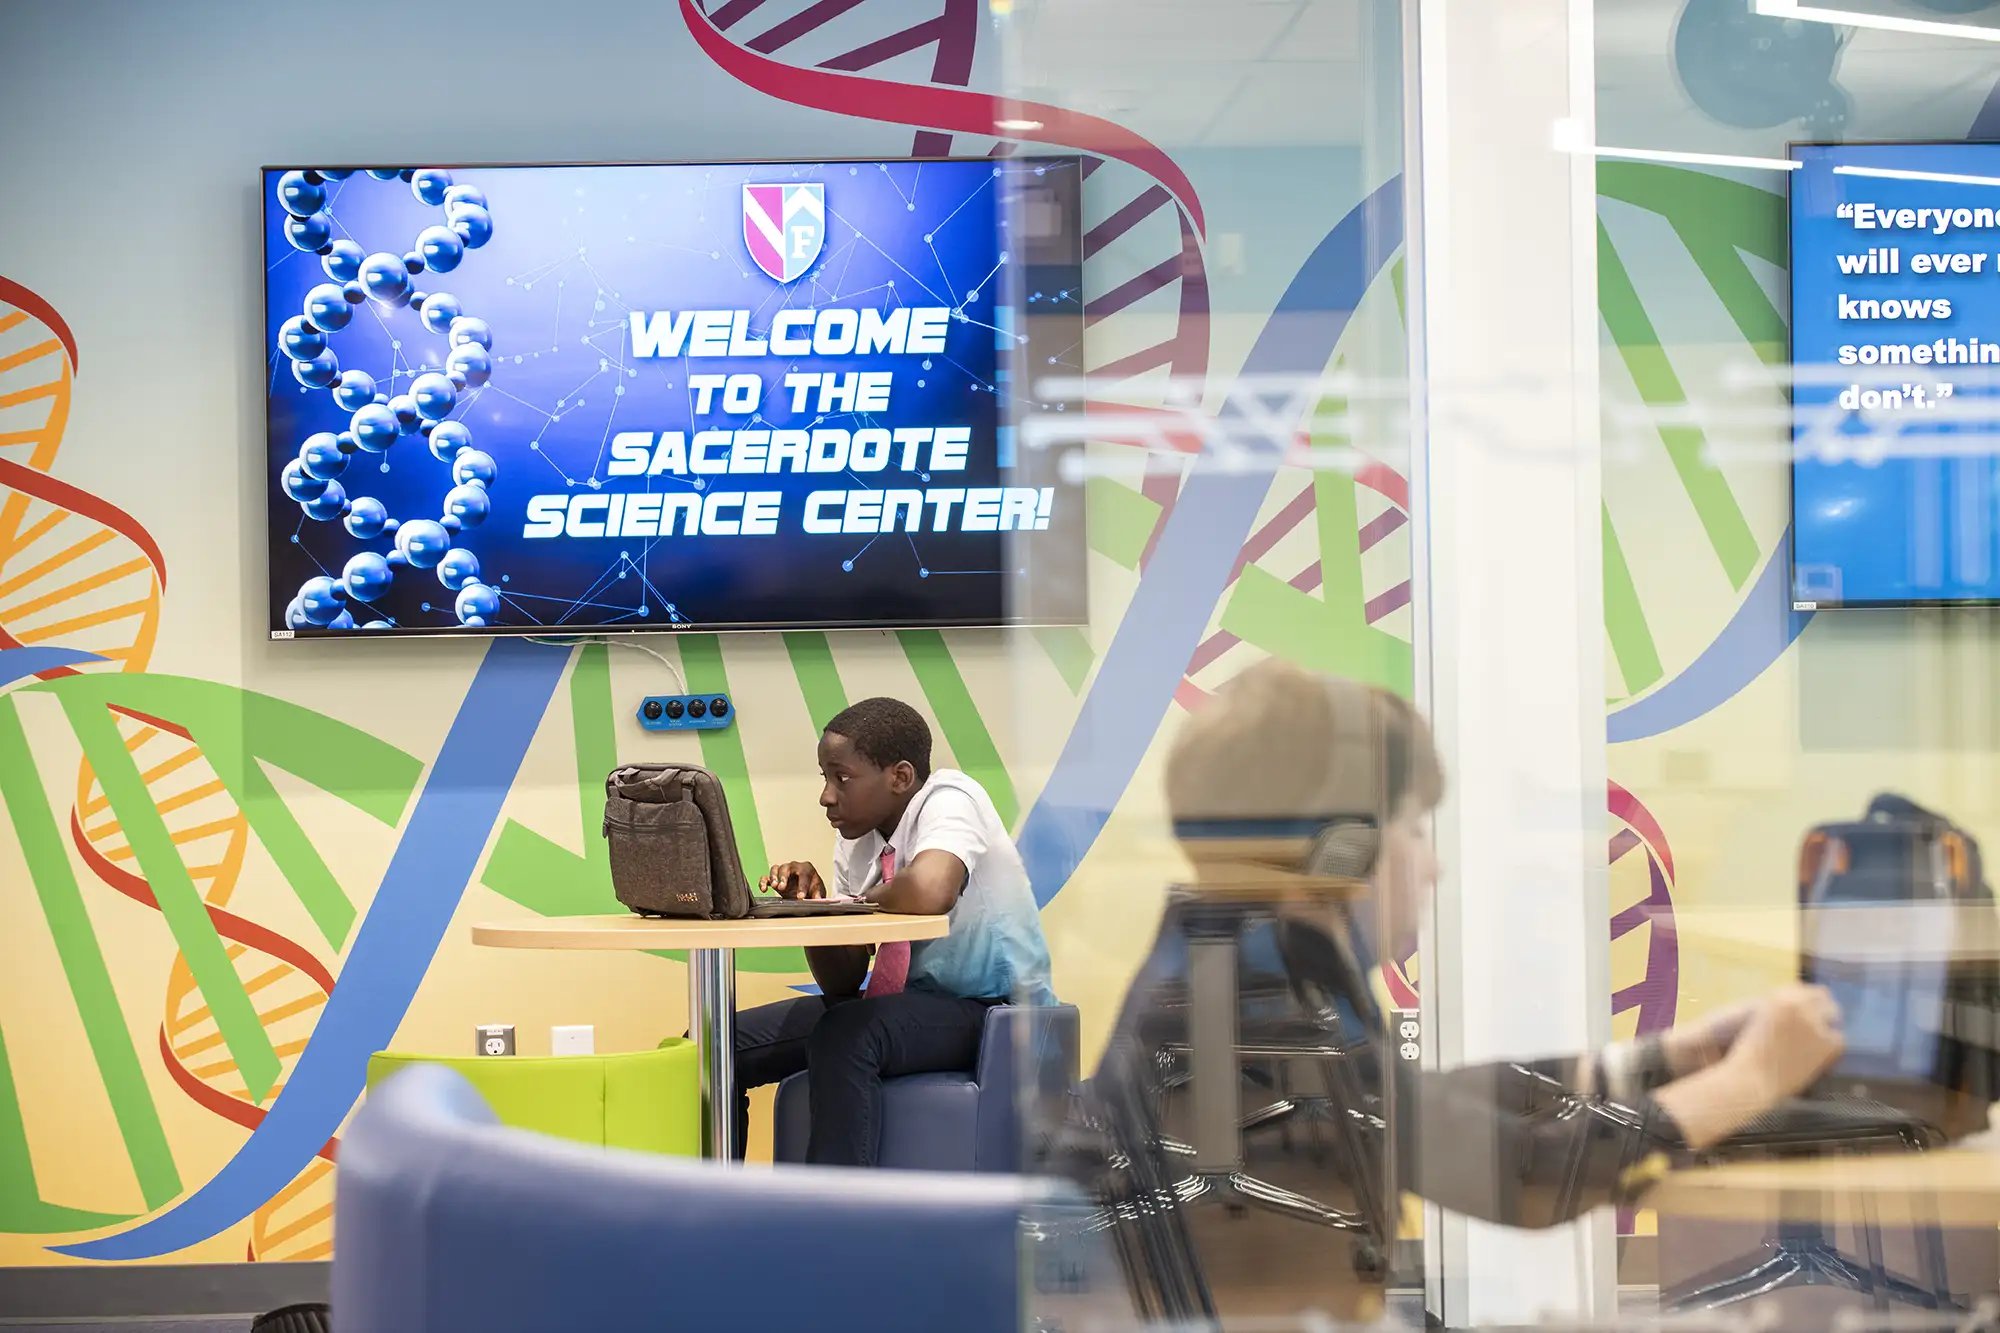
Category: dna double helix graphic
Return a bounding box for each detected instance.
[0,277,355,1259]
[68,707,344,1261]
[270,168,503,633]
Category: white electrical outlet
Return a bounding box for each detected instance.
[476,1023,516,1057]
[551,1024,595,1056]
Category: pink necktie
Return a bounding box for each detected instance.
[865,844,909,998]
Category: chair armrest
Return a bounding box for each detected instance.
[972,1004,1081,1172]
[339,1066,1055,1333]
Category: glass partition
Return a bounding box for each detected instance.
[1003,0,2000,1328]
[1598,0,2000,1319]
[991,0,1419,1324]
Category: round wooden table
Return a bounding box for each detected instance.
[470,912,948,1160]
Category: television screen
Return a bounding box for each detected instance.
[262,158,1086,638]
[1791,141,2000,608]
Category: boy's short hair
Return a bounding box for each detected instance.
[1165,661,1443,828]
[824,697,933,783]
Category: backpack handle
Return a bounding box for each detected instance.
[607,766,693,803]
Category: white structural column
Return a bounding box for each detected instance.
[1404,0,1612,1326]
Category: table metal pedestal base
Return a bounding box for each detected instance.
[1665,1217,1959,1314]
[689,947,737,1160]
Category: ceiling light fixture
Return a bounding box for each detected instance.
[1550,121,1800,172]
[1592,144,1803,172]
[1753,0,2000,43]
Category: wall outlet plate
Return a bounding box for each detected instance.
[1391,1009,1420,1063]
[551,1024,595,1056]
[476,1023,516,1057]
[637,693,734,731]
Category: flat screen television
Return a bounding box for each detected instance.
[262,157,1086,638]
[1790,140,2000,608]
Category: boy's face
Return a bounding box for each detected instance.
[817,730,918,839]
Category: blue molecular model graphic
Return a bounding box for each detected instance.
[272,167,500,631]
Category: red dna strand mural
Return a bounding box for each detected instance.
[681,3,1421,716]
[680,0,1226,658]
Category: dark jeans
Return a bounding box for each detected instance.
[733,989,995,1166]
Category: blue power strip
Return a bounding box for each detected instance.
[637,693,734,731]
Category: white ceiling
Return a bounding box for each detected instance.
[1597,0,2000,151]
[999,0,2000,148]
[711,0,2000,150]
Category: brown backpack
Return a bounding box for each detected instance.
[601,763,754,919]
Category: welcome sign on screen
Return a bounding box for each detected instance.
[263,159,1086,637]
[1792,142,2000,607]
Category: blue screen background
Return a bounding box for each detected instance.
[263,159,1085,636]
[1792,142,2000,606]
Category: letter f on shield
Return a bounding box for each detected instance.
[743,183,826,284]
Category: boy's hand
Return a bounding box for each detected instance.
[1660,1000,1757,1076]
[1724,984,1845,1105]
[762,862,825,899]
[1652,984,1844,1151]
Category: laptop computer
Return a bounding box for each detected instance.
[747,897,879,919]
[1805,902,1958,1113]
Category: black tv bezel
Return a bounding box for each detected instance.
[259,154,1090,642]
[1784,137,2000,611]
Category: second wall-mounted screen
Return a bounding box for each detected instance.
[1792,141,2000,608]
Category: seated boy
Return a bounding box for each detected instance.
[732,696,1054,1165]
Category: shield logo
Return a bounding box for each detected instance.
[742,183,825,284]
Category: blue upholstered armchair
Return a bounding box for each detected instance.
[335,1065,1056,1333]
[773,1002,1081,1172]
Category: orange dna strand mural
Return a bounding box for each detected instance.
[0,275,339,1259]
[0,278,159,675]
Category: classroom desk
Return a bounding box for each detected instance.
[1673,904,2000,971]
[1652,904,2000,1309]
[1644,1141,2000,1228]
[1641,1138,2000,1312]
[471,912,949,1160]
